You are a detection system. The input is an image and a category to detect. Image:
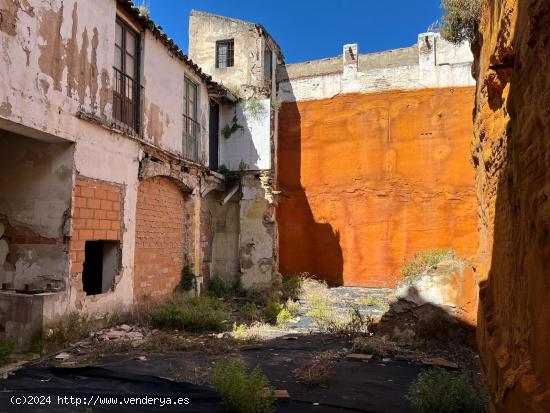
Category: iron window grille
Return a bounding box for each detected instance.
[216,39,234,68]
[113,18,142,133]
[183,77,200,162]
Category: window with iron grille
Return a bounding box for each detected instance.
[216,39,234,68]
[183,77,200,162]
[113,18,142,133]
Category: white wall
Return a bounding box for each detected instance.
[219,99,271,170]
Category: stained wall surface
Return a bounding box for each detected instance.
[473,0,550,410]
[277,87,477,287]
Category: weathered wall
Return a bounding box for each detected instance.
[0,0,211,161]
[0,131,73,290]
[473,0,550,410]
[278,33,475,102]
[218,99,272,170]
[277,87,477,287]
[240,173,276,290]
[134,177,186,301]
[69,177,122,307]
[188,10,279,91]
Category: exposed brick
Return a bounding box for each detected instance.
[80,187,94,198]
[100,200,112,210]
[95,189,107,199]
[87,198,101,209]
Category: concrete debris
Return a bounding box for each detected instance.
[54,352,71,361]
[346,353,373,361]
[90,325,149,342]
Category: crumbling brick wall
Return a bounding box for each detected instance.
[133,177,186,301]
[70,177,122,305]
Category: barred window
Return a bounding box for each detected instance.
[183,77,200,162]
[216,39,234,68]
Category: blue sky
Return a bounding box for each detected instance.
[147,0,443,63]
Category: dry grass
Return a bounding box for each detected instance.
[294,351,340,386]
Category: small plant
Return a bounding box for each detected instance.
[275,307,292,325]
[407,367,486,413]
[211,360,274,413]
[294,351,338,386]
[43,312,95,353]
[319,305,373,339]
[222,115,244,139]
[281,275,304,300]
[270,99,283,112]
[352,343,380,358]
[285,298,301,316]
[137,0,149,18]
[218,164,230,176]
[439,0,481,44]
[362,294,384,307]
[208,276,229,298]
[263,299,284,324]
[240,302,264,323]
[179,265,195,292]
[244,99,268,121]
[0,340,15,365]
[401,249,454,278]
[147,296,226,333]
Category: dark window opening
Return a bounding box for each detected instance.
[183,77,200,162]
[264,45,273,79]
[82,240,120,295]
[216,39,234,68]
[113,18,142,133]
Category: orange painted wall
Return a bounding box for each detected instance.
[277,87,477,287]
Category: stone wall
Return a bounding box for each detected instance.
[277,87,478,287]
[473,0,550,410]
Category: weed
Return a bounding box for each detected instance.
[208,276,229,298]
[401,249,454,278]
[285,298,301,316]
[263,299,284,324]
[352,343,380,358]
[281,275,304,300]
[270,99,283,112]
[317,306,373,339]
[179,265,195,292]
[244,99,268,121]
[294,351,338,386]
[147,296,226,333]
[222,115,244,139]
[137,0,149,18]
[240,302,264,323]
[0,340,15,364]
[407,367,487,413]
[43,313,95,353]
[439,0,481,44]
[211,360,274,413]
[362,294,384,307]
[231,322,274,341]
[276,307,293,325]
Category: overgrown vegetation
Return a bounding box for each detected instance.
[439,0,481,44]
[146,296,227,333]
[222,115,244,139]
[179,265,196,292]
[0,340,15,364]
[207,275,242,298]
[401,249,454,278]
[217,161,248,185]
[137,0,150,18]
[270,99,283,112]
[281,275,304,300]
[43,313,97,353]
[407,367,486,413]
[211,360,274,413]
[318,305,373,339]
[244,99,268,121]
[293,351,338,386]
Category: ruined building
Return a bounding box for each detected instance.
[0,1,476,343]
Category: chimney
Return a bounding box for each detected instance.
[343,43,358,77]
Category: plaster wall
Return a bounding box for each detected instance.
[278,33,475,103]
[219,99,271,170]
[277,87,478,287]
[0,132,73,290]
[0,0,210,163]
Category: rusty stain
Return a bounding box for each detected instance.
[146,102,164,145]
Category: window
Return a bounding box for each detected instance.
[183,77,200,161]
[82,241,120,295]
[264,45,273,78]
[113,18,141,132]
[216,39,234,68]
